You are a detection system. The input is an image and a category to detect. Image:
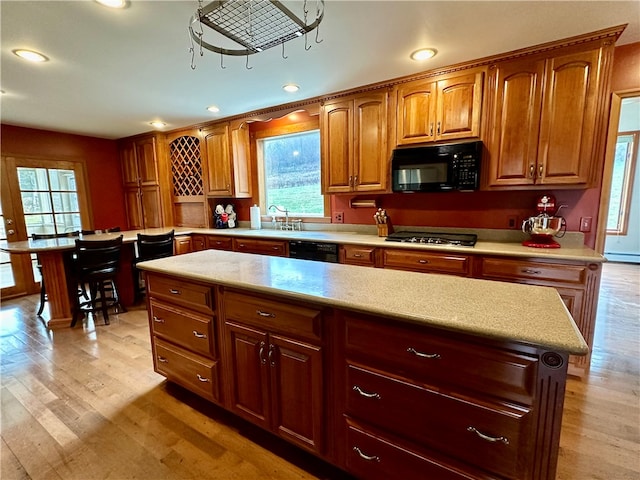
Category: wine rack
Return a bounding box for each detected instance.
[170,135,203,197]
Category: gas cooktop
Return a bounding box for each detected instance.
[385,232,478,247]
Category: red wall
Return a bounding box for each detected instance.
[1,124,126,230]
[611,42,640,91]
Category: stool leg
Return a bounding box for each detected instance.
[99,282,109,325]
[37,279,46,316]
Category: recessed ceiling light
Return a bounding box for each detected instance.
[410,48,437,61]
[207,105,220,113]
[95,0,127,8]
[283,84,300,93]
[13,49,49,63]
[149,121,166,129]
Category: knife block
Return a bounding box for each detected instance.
[377,220,393,237]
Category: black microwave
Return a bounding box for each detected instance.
[391,140,482,192]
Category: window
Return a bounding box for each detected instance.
[257,128,326,218]
[0,202,13,288]
[607,132,638,234]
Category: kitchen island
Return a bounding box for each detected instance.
[138,249,587,480]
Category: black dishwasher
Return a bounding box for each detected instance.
[288,240,339,263]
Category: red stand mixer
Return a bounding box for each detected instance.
[522,195,567,248]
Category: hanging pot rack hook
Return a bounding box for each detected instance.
[282,41,288,59]
[304,32,311,51]
[245,53,253,70]
[220,51,226,69]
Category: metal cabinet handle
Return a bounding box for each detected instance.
[538,164,543,177]
[196,374,210,383]
[354,175,358,186]
[522,269,541,275]
[157,356,168,363]
[429,123,434,136]
[152,316,164,323]
[407,347,441,359]
[238,243,246,248]
[353,446,380,462]
[259,341,266,364]
[529,164,535,178]
[192,330,207,339]
[256,310,276,318]
[467,426,509,445]
[268,344,276,367]
[352,385,381,399]
[418,259,430,264]
[272,246,280,250]
[169,289,181,295]
[353,253,363,258]
[437,121,441,135]
[348,175,353,187]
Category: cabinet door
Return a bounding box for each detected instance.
[321,100,353,193]
[486,58,544,187]
[191,234,206,252]
[203,124,233,197]
[140,185,163,228]
[353,92,389,192]
[435,71,483,141]
[120,141,139,186]
[395,79,437,145]
[225,322,271,429]
[174,236,192,255]
[230,122,252,198]
[136,136,159,185]
[269,334,323,454]
[538,48,601,185]
[124,186,143,230]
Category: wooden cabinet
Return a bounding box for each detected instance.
[146,273,219,403]
[321,90,390,193]
[206,235,233,251]
[338,311,565,480]
[340,245,378,267]
[191,234,206,251]
[119,135,164,230]
[477,256,601,375]
[222,291,324,455]
[395,69,484,145]
[174,235,192,255]
[232,238,288,257]
[485,41,614,188]
[202,122,251,198]
[382,248,473,276]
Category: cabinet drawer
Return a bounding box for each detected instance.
[153,338,219,402]
[345,420,480,480]
[149,300,215,357]
[146,274,214,314]
[344,314,537,404]
[480,257,587,285]
[342,245,377,267]
[346,364,530,479]
[206,235,233,251]
[232,238,288,257]
[383,248,471,276]
[223,291,322,341]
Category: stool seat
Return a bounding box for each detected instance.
[133,230,175,303]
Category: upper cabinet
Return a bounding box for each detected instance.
[485,39,615,188]
[321,89,390,194]
[119,135,164,229]
[395,69,484,146]
[202,121,251,198]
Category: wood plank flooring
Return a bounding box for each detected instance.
[1,262,638,480]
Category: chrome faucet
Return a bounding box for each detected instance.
[268,205,298,231]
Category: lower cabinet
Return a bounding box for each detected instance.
[232,238,288,256]
[221,290,324,455]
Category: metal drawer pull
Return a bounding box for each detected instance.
[352,385,381,399]
[256,310,276,318]
[522,269,541,275]
[407,347,441,359]
[272,246,280,250]
[353,446,380,462]
[418,259,430,264]
[153,316,164,323]
[353,253,363,258]
[196,374,210,383]
[259,341,266,364]
[192,330,207,339]
[157,356,168,363]
[467,426,509,445]
[268,344,276,367]
[169,288,181,295]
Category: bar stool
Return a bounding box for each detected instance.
[71,235,126,327]
[31,231,82,316]
[132,230,175,303]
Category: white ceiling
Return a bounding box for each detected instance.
[2,1,639,140]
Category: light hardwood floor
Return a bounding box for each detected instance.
[1,262,638,480]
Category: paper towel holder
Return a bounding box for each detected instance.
[349,198,378,208]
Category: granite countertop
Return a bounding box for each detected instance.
[137,249,589,355]
[1,225,605,263]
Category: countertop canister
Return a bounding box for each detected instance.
[250,205,261,229]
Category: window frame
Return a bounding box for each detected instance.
[606,131,638,235]
[253,118,330,223]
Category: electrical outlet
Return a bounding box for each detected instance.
[333,211,344,223]
[580,216,592,232]
[507,215,518,229]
